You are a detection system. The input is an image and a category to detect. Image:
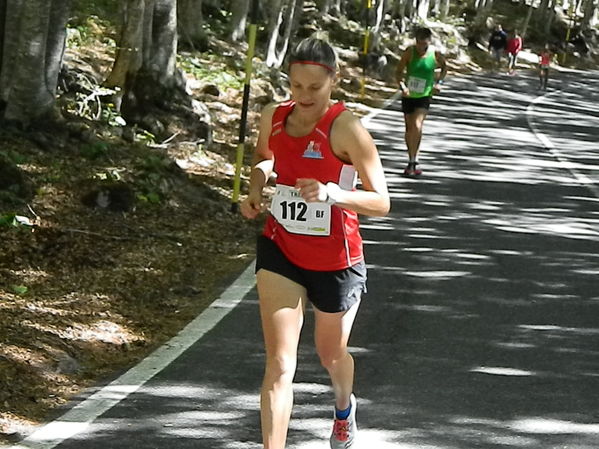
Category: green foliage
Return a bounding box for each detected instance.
[135,130,156,145]
[101,103,127,127]
[70,1,120,26]
[11,285,28,296]
[137,192,162,204]
[179,54,243,90]
[80,141,111,160]
[0,150,28,165]
[67,15,116,48]
[0,213,34,229]
[0,213,18,227]
[94,168,122,182]
[133,154,175,206]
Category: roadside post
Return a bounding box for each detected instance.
[231,0,259,213]
[360,0,373,99]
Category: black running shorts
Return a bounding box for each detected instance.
[255,235,367,313]
[402,96,432,114]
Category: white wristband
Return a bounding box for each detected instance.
[325,182,342,205]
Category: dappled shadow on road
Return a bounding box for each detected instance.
[352,70,599,448]
[37,71,599,449]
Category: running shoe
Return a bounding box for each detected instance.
[403,162,423,177]
[330,394,357,449]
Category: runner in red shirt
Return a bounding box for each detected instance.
[538,44,554,90]
[506,29,523,75]
[241,36,389,449]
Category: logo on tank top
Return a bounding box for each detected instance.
[302,141,324,159]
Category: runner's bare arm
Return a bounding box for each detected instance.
[396,47,412,93]
[240,103,276,219]
[436,51,448,82]
[327,111,390,217]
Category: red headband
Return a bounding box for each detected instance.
[290,60,336,73]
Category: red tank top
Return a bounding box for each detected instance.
[540,52,551,65]
[262,101,364,271]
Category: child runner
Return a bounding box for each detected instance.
[539,44,553,90]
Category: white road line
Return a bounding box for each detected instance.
[6,85,402,449]
[360,90,402,127]
[6,261,256,449]
[526,91,599,199]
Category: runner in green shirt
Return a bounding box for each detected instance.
[396,27,447,176]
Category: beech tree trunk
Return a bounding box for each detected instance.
[230,0,250,41]
[521,1,534,38]
[104,0,145,92]
[178,0,204,46]
[538,0,551,22]
[582,0,598,29]
[544,0,556,34]
[441,0,450,18]
[0,0,70,125]
[417,0,430,20]
[107,0,183,117]
[266,0,301,68]
[318,0,332,14]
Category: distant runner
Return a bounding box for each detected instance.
[506,29,523,75]
[396,27,447,177]
[488,24,507,71]
[538,44,554,90]
[241,36,390,449]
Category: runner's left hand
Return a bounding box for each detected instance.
[296,178,327,203]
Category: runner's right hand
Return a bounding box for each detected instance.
[240,192,264,219]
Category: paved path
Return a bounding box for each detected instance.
[7,69,599,449]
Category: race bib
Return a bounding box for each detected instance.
[271,184,331,236]
[407,76,427,94]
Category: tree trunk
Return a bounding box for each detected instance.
[107,0,184,119]
[104,0,145,93]
[334,0,342,15]
[441,0,450,18]
[0,1,5,76]
[230,0,250,41]
[582,0,598,29]
[538,0,550,22]
[521,1,534,38]
[0,0,21,106]
[266,0,301,69]
[178,0,203,47]
[399,0,409,21]
[544,0,555,34]
[318,0,331,14]
[372,0,386,34]
[405,0,416,20]
[265,0,284,67]
[431,0,441,17]
[1,0,70,125]
[417,0,430,20]
[145,0,178,85]
[475,0,493,26]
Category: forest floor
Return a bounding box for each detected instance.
[0,17,588,442]
[0,33,405,443]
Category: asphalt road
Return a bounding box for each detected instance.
[7,68,599,449]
